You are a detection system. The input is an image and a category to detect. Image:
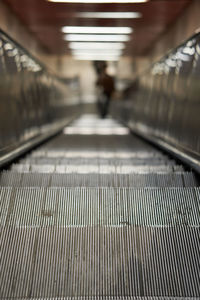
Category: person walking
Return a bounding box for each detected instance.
[96,63,115,118]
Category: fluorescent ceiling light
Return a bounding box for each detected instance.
[73,55,120,61]
[72,52,121,57]
[77,12,142,19]
[65,34,130,42]
[49,0,148,3]
[69,42,125,50]
[72,49,123,55]
[62,26,133,34]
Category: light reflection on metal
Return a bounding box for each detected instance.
[182,46,195,55]
[111,33,200,173]
[4,42,13,50]
[166,58,177,68]
[196,44,200,55]
[0,29,81,162]
[176,52,190,62]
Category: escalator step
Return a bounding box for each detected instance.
[35,134,166,155]
[0,115,199,299]
[0,226,199,298]
[30,150,168,159]
[0,187,199,226]
[19,157,177,166]
[0,171,198,187]
[10,164,184,173]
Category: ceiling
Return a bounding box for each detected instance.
[4,0,192,56]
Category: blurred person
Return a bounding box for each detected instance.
[95,62,115,118]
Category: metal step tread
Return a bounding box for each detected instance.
[19,157,177,166]
[30,150,170,159]
[0,226,199,298]
[0,171,198,187]
[0,298,199,300]
[35,135,167,158]
[10,164,184,174]
[0,187,199,226]
[0,116,199,299]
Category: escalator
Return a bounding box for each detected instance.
[0,114,199,299]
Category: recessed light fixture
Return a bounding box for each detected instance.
[73,52,121,57]
[48,0,148,3]
[65,34,130,42]
[62,26,133,34]
[77,12,142,19]
[72,52,121,57]
[73,55,120,61]
[69,42,125,50]
[71,49,123,55]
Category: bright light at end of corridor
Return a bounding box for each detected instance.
[63,127,129,135]
[64,34,130,42]
[49,0,148,3]
[77,12,142,19]
[62,26,133,34]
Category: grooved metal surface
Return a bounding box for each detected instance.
[0,226,199,298]
[1,115,199,300]
[0,298,198,300]
[0,298,188,300]
[11,164,184,174]
[19,157,177,166]
[30,150,167,159]
[0,187,199,226]
[0,172,198,187]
